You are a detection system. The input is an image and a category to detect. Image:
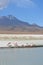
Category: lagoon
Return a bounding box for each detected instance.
[0,48,43,65]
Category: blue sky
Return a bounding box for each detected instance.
[0,0,43,26]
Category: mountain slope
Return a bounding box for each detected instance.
[0,15,43,34]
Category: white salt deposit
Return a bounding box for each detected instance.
[0,34,43,47]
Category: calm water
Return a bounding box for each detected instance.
[0,48,43,65]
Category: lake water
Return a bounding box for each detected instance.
[0,48,43,65]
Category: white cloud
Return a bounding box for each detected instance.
[0,0,35,10]
[12,0,35,7]
[0,0,9,10]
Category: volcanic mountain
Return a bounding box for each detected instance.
[0,15,43,34]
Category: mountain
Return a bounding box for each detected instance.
[0,15,43,34]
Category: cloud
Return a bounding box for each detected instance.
[0,0,9,10]
[12,0,35,8]
[0,0,35,10]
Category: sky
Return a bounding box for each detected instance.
[0,0,43,26]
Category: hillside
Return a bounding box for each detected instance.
[0,15,43,34]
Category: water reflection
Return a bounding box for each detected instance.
[0,48,43,65]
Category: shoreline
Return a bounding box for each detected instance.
[0,34,43,47]
[0,45,43,48]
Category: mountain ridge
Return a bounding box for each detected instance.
[0,15,43,34]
